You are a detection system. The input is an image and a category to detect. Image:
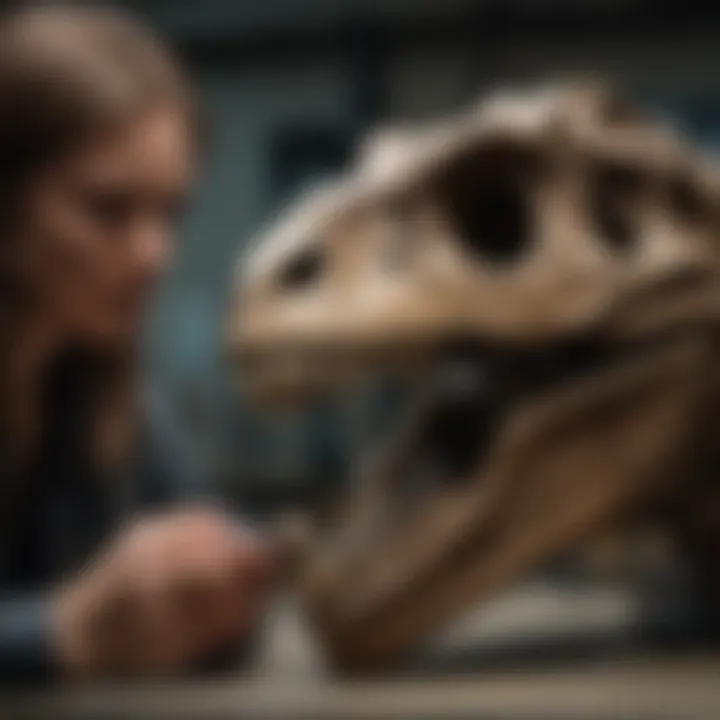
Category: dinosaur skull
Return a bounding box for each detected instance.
[228,80,720,671]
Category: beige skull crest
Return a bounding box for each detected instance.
[228,79,720,672]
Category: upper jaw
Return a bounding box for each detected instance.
[228,261,720,409]
[228,265,720,406]
[227,334,441,408]
[227,317,685,409]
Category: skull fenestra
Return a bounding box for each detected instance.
[228,79,720,672]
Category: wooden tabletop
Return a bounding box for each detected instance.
[3,582,718,719]
[2,656,719,720]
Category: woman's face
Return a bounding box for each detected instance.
[18,108,194,346]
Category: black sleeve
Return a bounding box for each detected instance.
[0,388,234,687]
[0,593,55,685]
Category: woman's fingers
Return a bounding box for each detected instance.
[55,506,280,678]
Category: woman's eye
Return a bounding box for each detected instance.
[79,189,187,229]
[83,189,135,226]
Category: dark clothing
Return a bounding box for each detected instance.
[0,383,206,684]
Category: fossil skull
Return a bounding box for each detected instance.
[228,80,720,671]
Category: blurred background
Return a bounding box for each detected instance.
[102,0,720,515]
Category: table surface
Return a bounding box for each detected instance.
[3,581,719,720]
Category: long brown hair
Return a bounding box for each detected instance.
[0,3,196,470]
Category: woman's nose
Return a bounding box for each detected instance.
[132,222,171,280]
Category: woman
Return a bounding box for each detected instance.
[0,5,274,682]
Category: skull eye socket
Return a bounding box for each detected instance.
[589,162,644,252]
[435,142,536,265]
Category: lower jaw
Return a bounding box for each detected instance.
[296,334,711,671]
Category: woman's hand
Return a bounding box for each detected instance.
[53,507,275,679]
